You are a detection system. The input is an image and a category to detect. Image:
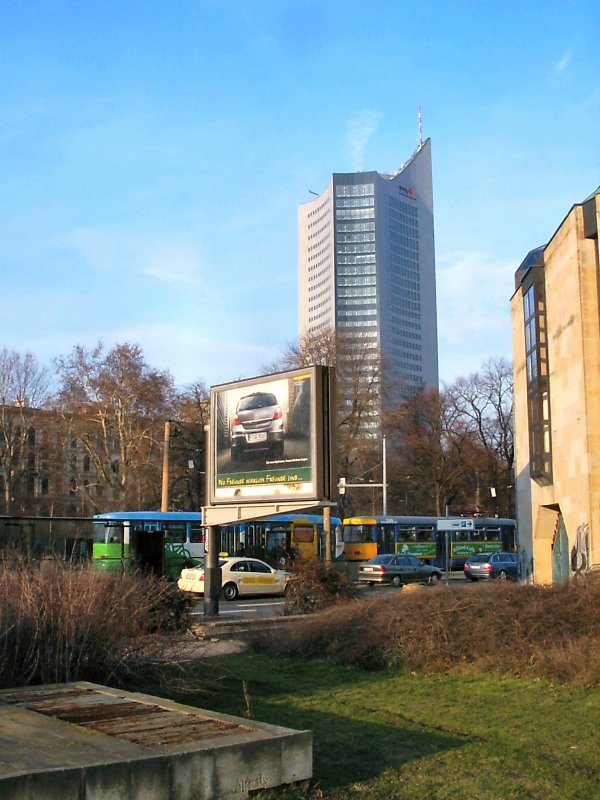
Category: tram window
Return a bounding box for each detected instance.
[294,526,314,544]
[190,526,205,543]
[397,526,417,541]
[268,534,286,552]
[343,524,373,543]
[454,530,470,542]
[95,523,123,543]
[165,524,186,544]
[416,526,434,541]
[482,527,500,541]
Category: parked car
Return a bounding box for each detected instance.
[357,554,443,587]
[463,551,518,581]
[178,556,290,600]
[230,392,285,462]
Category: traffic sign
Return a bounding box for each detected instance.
[437,518,475,531]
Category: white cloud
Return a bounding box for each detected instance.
[345,110,382,171]
[555,51,572,74]
[62,228,206,288]
[436,251,515,383]
[111,321,280,387]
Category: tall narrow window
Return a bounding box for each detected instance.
[523,274,552,484]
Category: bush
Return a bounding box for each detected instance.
[284,559,358,615]
[0,554,194,690]
[253,573,600,685]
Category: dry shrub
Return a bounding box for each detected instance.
[254,595,391,669]
[284,560,358,615]
[252,573,600,685]
[0,553,193,690]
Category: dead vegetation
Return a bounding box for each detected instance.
[4,552,600,693]
[284,560,357,615]
[252,572,600,686]
[0,553,194,690]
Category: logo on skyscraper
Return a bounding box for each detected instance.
[399,186,417,199]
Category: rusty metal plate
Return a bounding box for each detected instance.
[0,684,251,747]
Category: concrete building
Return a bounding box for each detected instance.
[511,186,600,584]
[298,139,438,401]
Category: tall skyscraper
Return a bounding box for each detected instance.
[298,139,438,398]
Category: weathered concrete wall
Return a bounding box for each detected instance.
[0,682,312,800]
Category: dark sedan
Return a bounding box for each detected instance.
[358,554,443,587]
[464,551,518,581]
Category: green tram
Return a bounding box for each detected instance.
[342,515,517,570]
[92,511,204,579]
[92,510,344,579]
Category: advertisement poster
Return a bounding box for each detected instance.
[211,369,317,504]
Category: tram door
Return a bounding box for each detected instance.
[378,524,395,554]
[266,523,288,563]
[220,525,237,556]
[131,524,164,576]
[244,523,268,560]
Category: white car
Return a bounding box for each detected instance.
[178,556,289,601]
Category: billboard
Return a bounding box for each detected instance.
[209,366,335,506]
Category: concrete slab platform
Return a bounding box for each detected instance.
[0,682,312,799]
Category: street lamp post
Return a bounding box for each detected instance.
[338,435,388,516]
[382,434,387,516]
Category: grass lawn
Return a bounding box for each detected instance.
[175,653,600,799]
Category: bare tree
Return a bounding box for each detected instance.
[167,381,211,510]
[54,342,176,512]
[0,349,51,513]
[384,387,475,517]
[382,358,515,518]
[266,327,382,513]
[448,357,514,517]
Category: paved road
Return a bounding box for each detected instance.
[190,572,470,623]
[190,595,287,623]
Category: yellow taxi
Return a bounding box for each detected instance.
[177,557,289,601]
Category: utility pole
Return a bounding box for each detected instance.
[161,420,171,513]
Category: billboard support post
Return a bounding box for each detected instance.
[324,505,331,563]
[203,424,220,617]
[203,525,221,618]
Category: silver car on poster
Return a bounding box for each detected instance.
[230,391,285,463]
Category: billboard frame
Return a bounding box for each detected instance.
[208,365,336,510]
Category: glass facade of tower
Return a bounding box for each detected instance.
[334,179,378,373]
[298,139,438,398]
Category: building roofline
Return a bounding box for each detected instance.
[386,137,431,180]
[514,186,600,291]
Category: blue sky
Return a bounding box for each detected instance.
[2,1,599,390]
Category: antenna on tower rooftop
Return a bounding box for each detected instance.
[418,105,423,147]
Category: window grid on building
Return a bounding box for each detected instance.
[523,278,552,484]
